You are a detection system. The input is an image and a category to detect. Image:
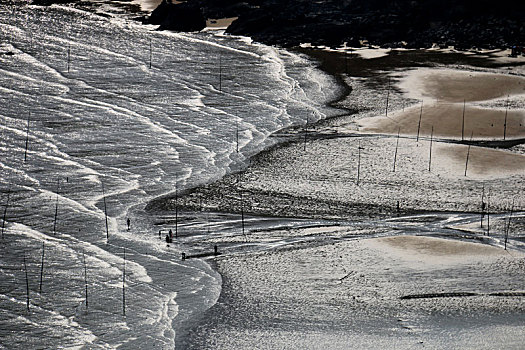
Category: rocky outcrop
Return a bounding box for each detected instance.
[145,0,206,32]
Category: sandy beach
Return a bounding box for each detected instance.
[160,48,525,348]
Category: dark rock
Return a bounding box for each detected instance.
[147,0,206,32]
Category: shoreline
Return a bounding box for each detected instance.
[162,47,525,347]
[148,48,525,219]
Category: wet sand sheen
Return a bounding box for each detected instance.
[361,69,525,139]
[361,103,525,140]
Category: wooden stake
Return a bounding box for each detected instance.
[481,184,485,228]
[53,179,59,235]
[175,181,178,239]
[67,44,70,73]
[24,113,30,162]
[464,131,473,176]
[219,53,222,92]
[416,100,423,142]
[428,126,433,172]
[393,127,400,172]
[385,78,390,117]
[236,123,239,153]
[461,99,466,141]
[122,248,126,316]
[101,182,109,242]
[504,199,514,250]
[240,191,246,241]
[149,39,152,69]
[1,189,10,239]
[23,256,30,312]
[503,95,509,140]
[487,191,490,236]
[357,140,362,186]
[303,117,308,152]
[83,249,88,310]
[39,242,44,294]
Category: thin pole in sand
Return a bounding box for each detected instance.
[428,126,434,172]
[219,53,222,92]
[67,44,71,73]
[236,122,239,153]
[357,140,362,186]
[149,39,152,69]
[393,127,400,172]
[385,77,390,118]
[53,179,60,235]
[481,184,485,228]
[464,131,473,176]
[503,95,509,140]
[1,189,11,239]
[24,256,30,312]
[487,191,490,236]
[24,112,30,162]
[83,249,88,310]
[504,199,514,250]
[416,100,423,142]
[175,181,178,239]
[461,99,466,141]
[39,242,45,294]
[303,117,308,152]
[122,247,126,316]
[101,182,109,243]
[240,191,246,241]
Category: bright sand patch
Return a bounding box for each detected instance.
[436,142,525,177]
[361,103,525,140]
[360,68,525,140]
[367,235,506,266]
[399,68,525,103]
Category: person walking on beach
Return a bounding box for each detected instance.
[127,218,131,231]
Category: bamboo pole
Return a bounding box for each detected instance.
[464,131,473,176]
[53,179,59,235]
[481,184,485,228]
[23,256,30,312]
[385,78,390,118]
[175,181,178,239]
[39,242,44,294]
[67,44,70,73]
[303,117,308,152]
[416,100,423,142]
[101,182,109,242]
[428,126,433,172]
[503,95,509,140]
[24,112,30,162]
[83,249,88,310]
[461,99,466,141]
[487,191,490,235]
[393,127,400,172]
[219,53,222,92]
[122,248,126,316]
[1,189,10,239]
[504,199,514,250]
[357,140,362,186]
[236,123,239,153]
[240,191,246,241]
[149,39,152,69]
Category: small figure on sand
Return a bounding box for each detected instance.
[127,218,131,231]
[169,229,173,240]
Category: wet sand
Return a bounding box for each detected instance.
[183,231,525,349]
[165,49,525,348]
[360,68,525,141]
